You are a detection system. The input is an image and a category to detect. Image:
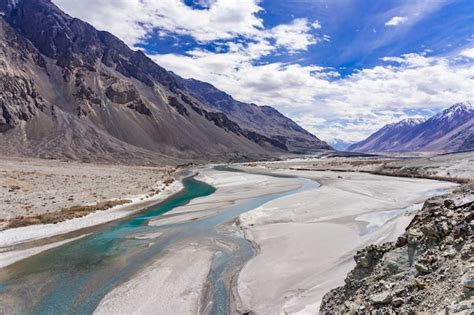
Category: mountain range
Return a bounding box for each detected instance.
[0,0,331,165]
[348,101,474,153]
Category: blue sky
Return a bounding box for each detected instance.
[55,0,474,143]
[139,0,473,74]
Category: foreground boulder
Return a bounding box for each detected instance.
[320,185,474,314]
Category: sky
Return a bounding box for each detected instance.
[53,0,474,145]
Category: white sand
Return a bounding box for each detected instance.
[236,168,457,314]
[149,168,302,226]
[94,244,215,315]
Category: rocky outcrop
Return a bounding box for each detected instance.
[105,81,151,116]
[321,186,474,314]
[0,73,46,132]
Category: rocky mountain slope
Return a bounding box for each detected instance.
[0,0,330,165]
[320,187,474,314]
[349,102,474,153]
[174,77,331,154]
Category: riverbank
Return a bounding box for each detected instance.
[0,172,182,268]
[234,166,457,314]
[0,156,176,228]
[320,186,474,313]
[94,168,304,314]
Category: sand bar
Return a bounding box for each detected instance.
[236,167,457,314]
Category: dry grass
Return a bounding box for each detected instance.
[5,199,132,229]
[163,178,175,185]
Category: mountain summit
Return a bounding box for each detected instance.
[349,101,474,153]
[0,0,330,164]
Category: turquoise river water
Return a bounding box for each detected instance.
[0,168,318,314]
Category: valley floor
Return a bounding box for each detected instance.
[0,152,472,314]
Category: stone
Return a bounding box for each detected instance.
[441,221,451,235]
[422,222,441,240]
[392,298,404,307]
[383,247,411,275]
[396,234,407,247]
[356,255,370,268]
[461,245,473,259]
[415,262,430,274]
[407,229,423,245]
[462,273,474,289]
[344,301,360,314]
[444,199,455,209]
[446,235,455,245]
[394,287,405,296]
[446,300,474,313]
[414,278,426,289]
[444,247,458,258]
[370,291,392,304]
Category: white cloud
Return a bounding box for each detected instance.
[265,18,321,53]
[153,51,474,143]
[311,20,322,30]
[54,0,323,55]
[53,0,264,46]
[460,47,474,59]
[385,16,408,26]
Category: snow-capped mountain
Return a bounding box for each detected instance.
[349,101,474,153]
[327,139,355,151]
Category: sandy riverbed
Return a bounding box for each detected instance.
[94,166,456,314]
[95,168,303,314]
[234,166,457,314]
[94,243,215,315]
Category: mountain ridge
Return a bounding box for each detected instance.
[348,101,474,153]
[0,0,331,165]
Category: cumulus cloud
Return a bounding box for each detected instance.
[53,0,264,46]
[460,47,474,59]
[53,0,324,55]
[154,51,474,142]
[385,16,408,26]
[266,19,322,53]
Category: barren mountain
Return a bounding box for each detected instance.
[174,77,331,154]
[0,0,330,165]
[349,102,474,153]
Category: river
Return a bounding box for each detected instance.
[0,167,318,314]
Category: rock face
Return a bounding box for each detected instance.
[320,186,474,314]
[349,102,474,153]
[0,0,331,164]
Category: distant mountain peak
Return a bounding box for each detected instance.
[432,100,473,121]
[349,101,474,153]
[392,118,425,127]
